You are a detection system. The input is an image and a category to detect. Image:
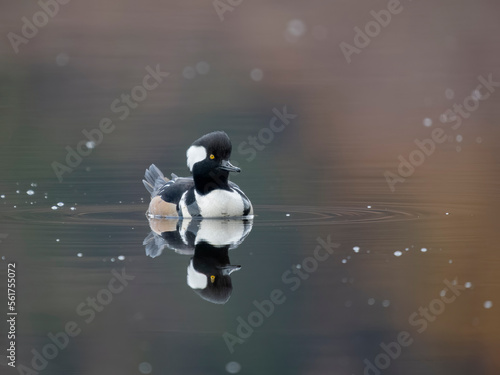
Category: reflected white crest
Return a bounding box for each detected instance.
[187,260,208,289]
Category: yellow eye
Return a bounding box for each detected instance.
[210,275,215,283]
[210,154,215,160]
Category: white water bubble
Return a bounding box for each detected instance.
[423,118,433,127]
[77,253,83,257]
[353,246,360,253]
[287,19,306,37]
[118,255,125,261]
[226,361,241,374]
[484,300,493,309]
[70,207,76,211]
[421,248,428,252]
[51,206,58,210]
[456,134,463,143]
[138,362,152,374]
[1,195,5,199]
[27,190,35,195]
[465,282,472,288]
[368,298,375,305]
[195,61,210,75]
[382,300,391,307]
[57,202,64,207]
[394,251,402,257]
[250,68,263,82]
[86,141,96,149]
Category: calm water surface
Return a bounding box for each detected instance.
[1,1,500,374]
[1,160,498,374]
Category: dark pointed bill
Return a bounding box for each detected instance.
[219,160,241,173]
[220,265,241,275]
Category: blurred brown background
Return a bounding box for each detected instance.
[0,1,499,374]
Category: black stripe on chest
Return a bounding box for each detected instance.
[184,188,201,217]
[231,186,251,216]
[242,198,251,216]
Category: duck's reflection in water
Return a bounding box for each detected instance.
[143,218,252,304]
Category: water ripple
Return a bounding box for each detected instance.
[2,202,472,227]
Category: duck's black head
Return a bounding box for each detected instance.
[186,131,240,194]
[187,241,241,304]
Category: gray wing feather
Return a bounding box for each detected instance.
[143,164,169,197]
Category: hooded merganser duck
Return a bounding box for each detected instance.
[143,218,253,304]
[143,131,253,218]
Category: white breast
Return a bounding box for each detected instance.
[195,189,245,217]
[195,219,247,246]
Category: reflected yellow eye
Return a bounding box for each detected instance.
[210,275,215,283]
[210,154,215,160]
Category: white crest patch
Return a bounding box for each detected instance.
[186,145,207,171]
[187,260,208,289]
